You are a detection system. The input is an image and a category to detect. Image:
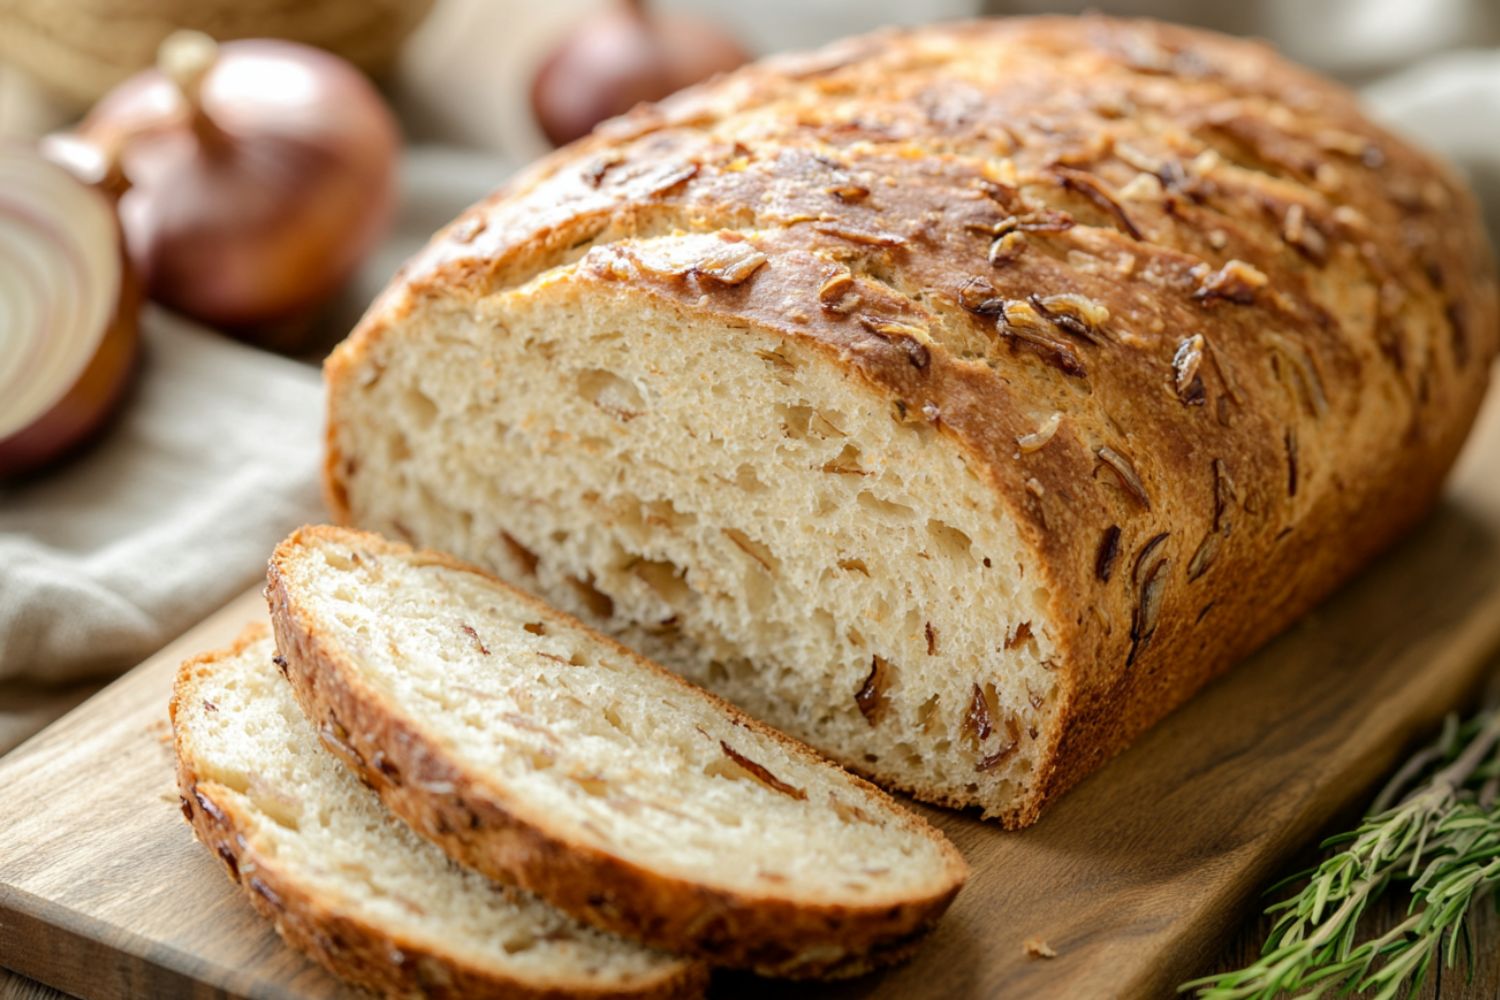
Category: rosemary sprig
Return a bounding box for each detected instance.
[1182,706,1500,1000]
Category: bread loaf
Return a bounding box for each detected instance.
[266,526,968,978]
[323,15,1499,827]
[171,623,706,999]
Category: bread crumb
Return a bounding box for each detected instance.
[1023,936,1057,959]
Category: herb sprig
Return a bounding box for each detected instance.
[1183,706,1500,1000]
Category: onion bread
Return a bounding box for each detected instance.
[266,526,969,978]
[171,622,706,999]
[321,16,1499,827]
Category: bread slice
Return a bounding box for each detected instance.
[171,622,706,1000]
[266,525,969,978]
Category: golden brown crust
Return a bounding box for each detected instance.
[266,526,969,978]
[170,622,709,1000]
[326,15,1500,827]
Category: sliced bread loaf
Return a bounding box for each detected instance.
[266,526,969,978]
[171,622,706,1000]
[322,16,1499,829]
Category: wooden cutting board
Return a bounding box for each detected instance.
[4,392,1500,1000]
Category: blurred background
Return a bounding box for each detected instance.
[6,0,1500,149]
[3,0,1499,344]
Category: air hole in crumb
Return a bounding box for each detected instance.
[918,694,944,735]
[926,519,974,560]
[894,742,924,768]
[1005,622,1034,650]
[776,403,814,440]
[723,529,780,574]
[388,433,412,462]
[523,622,547,636]
[577,368,645,420]
[855,655,894,725]
[401,384,440,429]
[632,558,693,604]
[857,491,916,520]
[500,532,541,576]
[604,493,649,538]
[742,566,774,615]
[755,348,798,381]
[821,442,866,476]
[812,410,847,438]
[567,574,615,619]
[643,498,695,530]
[733,464,768,493]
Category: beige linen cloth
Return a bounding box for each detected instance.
[0,311,323,680]
[1,44,1498,683]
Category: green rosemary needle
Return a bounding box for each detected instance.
[1182,706,1500,1000]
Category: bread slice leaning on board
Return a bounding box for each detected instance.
[266,525,969,979]
[322,14,1500,827]
[170,623,707,1000]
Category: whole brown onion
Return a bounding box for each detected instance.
[531,0,748,147]
[71,31,399,342]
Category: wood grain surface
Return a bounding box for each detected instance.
[2,389,1500,1000]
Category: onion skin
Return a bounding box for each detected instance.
[76,38,399,341]
[0,149,141,481]
[532,0,748,147]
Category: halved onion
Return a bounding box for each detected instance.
[0,145,140,479]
